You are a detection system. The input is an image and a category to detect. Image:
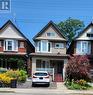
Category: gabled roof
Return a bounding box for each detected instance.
[33,20,67,41]
[74,22,93,40]
[0,20,34,51]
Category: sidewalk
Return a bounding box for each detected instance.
[0,82,93,94]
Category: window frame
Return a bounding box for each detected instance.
[55,43,64,49]
[4,39,18,51]
[19,42,24,48]
[36,40,51,53]
[46,32,55,37]
[76,41,91,55]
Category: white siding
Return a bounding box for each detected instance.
[0,25,24,39]
[36,26,66,41]
[76,26,93,40]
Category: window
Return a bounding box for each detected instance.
[19,42,24,48]
[55,43,64,48]
[87,33,93,37]
[76,41,91,54]
[7,41,12,51]
[4,40,18,51]
[0,41,2,47]
[37,40,51,52]
[47,32,55,37]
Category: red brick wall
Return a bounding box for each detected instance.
[0,47,3,52]
[18,48,26,53]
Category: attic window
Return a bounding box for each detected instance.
[47,32,55,37]
[87,33,93,37]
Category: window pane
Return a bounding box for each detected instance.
[42,41,47,51]
[48,43,50,52]
[8,46,12,50]
[47,32,55,37]
[8,41,12,50]
[76,41,81,54]
[55,43,64,48]
[39,42,41,51]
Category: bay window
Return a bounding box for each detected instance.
[4,39,18,51]
[76,41,91,54]
[36,40,51,53]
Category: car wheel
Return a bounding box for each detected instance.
[32,82,35,87]
[46,83,50,87]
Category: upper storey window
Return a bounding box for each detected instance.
[87,33,93,37]
[36,40,51,53]
[4,39,18,51]
[47,32,55,37]
[55,43,64,48]
[76,41,91,55]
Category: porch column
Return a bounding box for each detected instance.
[32,57,36,77]
[63,59,68,81]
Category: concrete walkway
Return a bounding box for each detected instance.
[0,82,93,94]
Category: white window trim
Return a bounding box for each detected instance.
[55,43,64,49]
[4,39,18,52]
[19,42,24,48]
[76,41,91,55]
[46,32,56,37]
[36,40,51,53]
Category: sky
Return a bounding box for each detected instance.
[0,0,93,43]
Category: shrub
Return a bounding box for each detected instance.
[0,73,13,87]
[5,70,27,83]
[65,79,91,90]
[66,55,91,82]
[18,70,27,83]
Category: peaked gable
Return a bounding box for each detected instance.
[75,22,93,40]
[0,20,27,39]
[0,20,34,50]
[33,21,67,41]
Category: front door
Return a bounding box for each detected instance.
[57,61,63,74]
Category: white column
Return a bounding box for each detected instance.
[32,57,36,77]
[63,59,68,81]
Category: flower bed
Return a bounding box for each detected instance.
[65,79,91,90]
[0,69,27,88]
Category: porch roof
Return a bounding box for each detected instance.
[0,52,26,56]
[30,53,69,58]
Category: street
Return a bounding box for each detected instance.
[0,93,81,95]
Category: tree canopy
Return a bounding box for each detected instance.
[57,18,85,45]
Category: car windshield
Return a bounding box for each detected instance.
[35,72,47,76]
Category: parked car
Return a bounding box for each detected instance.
[32,71,50,87]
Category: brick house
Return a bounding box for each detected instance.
[0,20,34,73]
[67,22,93,77]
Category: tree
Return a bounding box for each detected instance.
[57,17,85,45]
[66,55,91,82]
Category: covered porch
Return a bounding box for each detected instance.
[31,53,68,82]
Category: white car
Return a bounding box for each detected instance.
[32,71,50,86]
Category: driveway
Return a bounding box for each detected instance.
[17,79,57,89]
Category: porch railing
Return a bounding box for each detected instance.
[36,68,54,81]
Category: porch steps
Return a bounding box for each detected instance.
[54,74,63,82]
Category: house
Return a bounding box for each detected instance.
[0,20,34,74]
[30,21,69,82]
[67,22,93,74]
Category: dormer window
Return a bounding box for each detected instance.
[47,32,55,37]
[87,33,93,37]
